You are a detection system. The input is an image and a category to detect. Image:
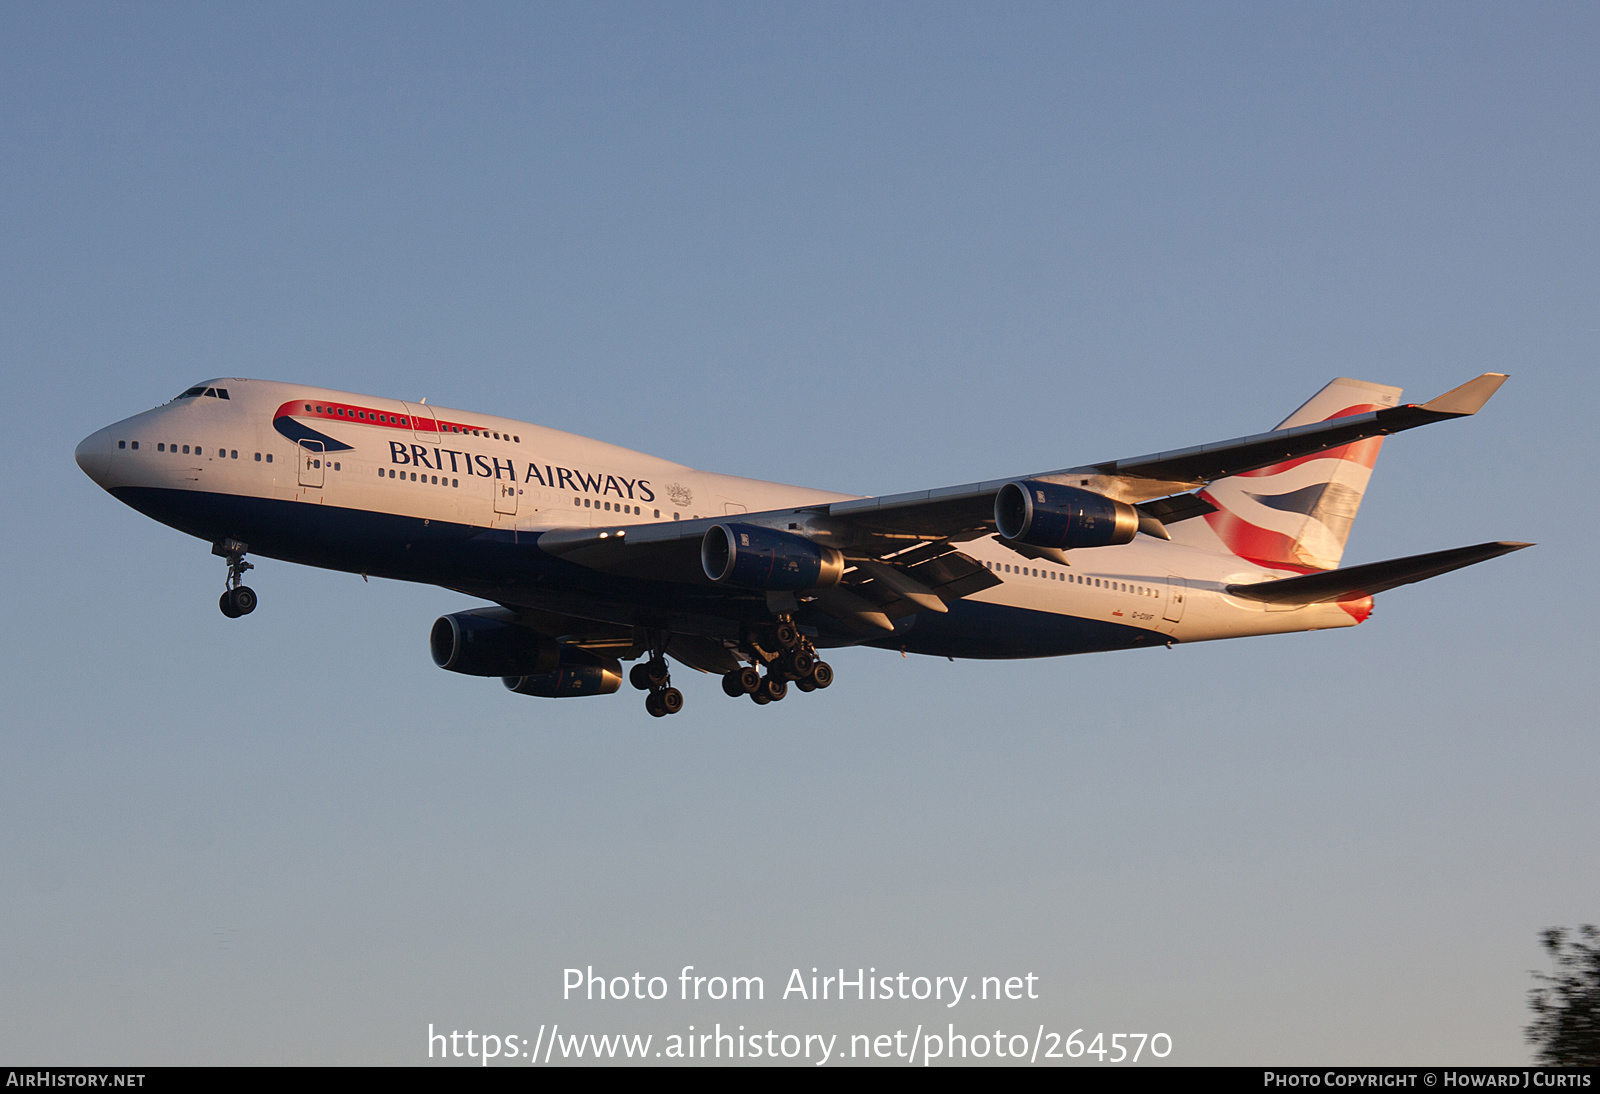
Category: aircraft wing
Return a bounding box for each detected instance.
[533,373,1507,632]
[807,373,1509,538]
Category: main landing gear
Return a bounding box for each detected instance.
[720,617,833,706]
[213,538,257,619]
[630,651,684,718]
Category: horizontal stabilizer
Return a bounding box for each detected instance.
[1225,541,1532,605]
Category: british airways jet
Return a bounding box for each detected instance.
[74,374,1527,717]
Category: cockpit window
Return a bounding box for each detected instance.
[214,388,229,399]
[204,388,217,397]
[177,387,206,399]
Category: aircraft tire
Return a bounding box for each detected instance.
[811,662,834,689]
[232,586,257,615]
[794,675,816,693]
[736,666,762,693]
[646,692,667,717]
[630,664,653,691]
[219,591,241,619]
[774,622,799,649]
[750,688,771,706]
[763,677,788,703]
[722,672,744,698]
[659,687,684,715]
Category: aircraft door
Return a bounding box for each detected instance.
[298,440,325,488]
[1163,576,1186,623]
[494,480,517,515]
[402,401,442,444]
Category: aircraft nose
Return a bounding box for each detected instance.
[75,427,114,485]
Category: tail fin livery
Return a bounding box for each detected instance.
[1166,378,1403,571]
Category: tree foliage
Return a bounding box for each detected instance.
[1526,925,1600,1066]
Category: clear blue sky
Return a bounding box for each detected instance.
[2,2,1595,1065]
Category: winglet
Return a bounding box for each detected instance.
[1420,373,1508,416]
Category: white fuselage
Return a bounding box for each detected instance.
[75,378,1366,656]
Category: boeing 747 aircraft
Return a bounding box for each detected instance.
[75,374,1528,717]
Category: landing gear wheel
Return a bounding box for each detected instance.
[658,687,684,715]
[774,621,800,649]
[736,666,762,693]
[750,688,771,706]
[645,658,670,687]
[646,692,667,717]
[810,661,834,689]
[794,675,817,693]
[722,671,745,698]
[214,538,256,618]
[762,677,788,703]
[782,649,815,679]
[630,663,654,691]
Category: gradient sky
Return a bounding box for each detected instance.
[2,2,1596,1065]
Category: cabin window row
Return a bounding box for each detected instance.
[299,403,519,442]
[380,468,458,487]
[121,441,261,461]
[574,498,648,516]
[983,559,1159,597]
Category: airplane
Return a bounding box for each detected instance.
[74,373,1529,717]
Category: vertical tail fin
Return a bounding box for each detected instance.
[1167,378,1403,572]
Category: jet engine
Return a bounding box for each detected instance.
[430,611,560,677]
[503,648,623,698]
[701,523,845,591]
[994,480,1140,550]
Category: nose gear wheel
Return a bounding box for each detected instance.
[213,538,257,618]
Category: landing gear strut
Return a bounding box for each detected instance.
[630,649,684,717]
[721,615,832,707]
[213,538,257,619]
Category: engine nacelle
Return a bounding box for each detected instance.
[503,648,623,698]
[701,522,845,591]
[994,480,1140,550]
[430,611,560,677]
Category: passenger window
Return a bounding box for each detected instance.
[157,443,165,451]
[131,441,138,449]
[231,450,238,459]
[452,479,458,487]
[255,453,261,461]
[513,436,520,442]
[304,404,312,411]
[266,454,273,463]
[333,462,339,470]
[654,510,661,518]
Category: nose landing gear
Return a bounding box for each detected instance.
[213,539,257,618]
[630,652,684,717]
